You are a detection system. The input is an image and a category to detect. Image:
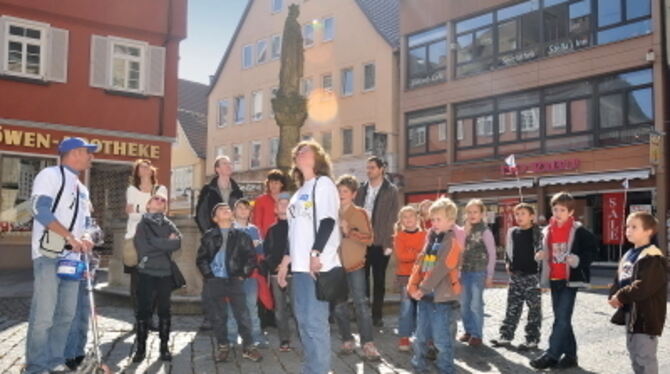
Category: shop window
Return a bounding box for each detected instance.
[407,25,447,89]
[323,17,335,42]
[342,128,353,155]
[217,99,229,128]
[269,138,279,167]
[234,95,245,124]
[596,0,651,45]
[256,39,268,64]
[0,155,56,233]
[271,34,281,60]
[322,132,332,153]
[250,142,262,169]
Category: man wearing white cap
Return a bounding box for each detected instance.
[25,137,97,374]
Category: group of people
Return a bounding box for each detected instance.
[23,137,667,374]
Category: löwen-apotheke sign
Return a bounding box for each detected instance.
[501,159,580,175]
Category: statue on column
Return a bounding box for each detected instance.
[271,4,307,188]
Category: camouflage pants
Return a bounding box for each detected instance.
[499,273,541,343]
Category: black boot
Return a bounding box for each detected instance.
[159,318,172,362]
[133,320,148,363]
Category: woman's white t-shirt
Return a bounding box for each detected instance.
[125,184,168,239]
[288,176,341,272]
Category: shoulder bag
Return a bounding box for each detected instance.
[311,177,348,303]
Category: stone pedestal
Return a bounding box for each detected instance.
[101,216,204,314]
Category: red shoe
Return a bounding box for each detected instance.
[398,337,411,352]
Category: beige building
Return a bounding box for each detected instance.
[207,0,400,184]
[170,79,208,216]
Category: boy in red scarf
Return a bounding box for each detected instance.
[530,192,598,370]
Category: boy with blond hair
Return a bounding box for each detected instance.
[408,197,465,373]
[609,211,667,374]
[530,192,598,370]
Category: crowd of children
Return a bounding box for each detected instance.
[182,170,666,373]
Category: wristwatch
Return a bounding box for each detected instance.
[310,250,320,258]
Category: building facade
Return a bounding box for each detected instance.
[399,0,667,263]
[0,0,186,269]
[171,79,208,217]
[207,0,400,187]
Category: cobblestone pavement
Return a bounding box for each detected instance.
[1,283,668,373]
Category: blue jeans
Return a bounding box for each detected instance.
[397,276,416,338]
[227,277,267,344]
[412,300,457,373]
[292,272,330,374]
[460,271,486,339]
[25,257,81,373]
[334,268,374,344]
[64,280,90,359]
[547,280,578,360]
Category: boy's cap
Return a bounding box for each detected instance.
[211,202,230,217]
[58,137,99,154]
[277,192,291,201]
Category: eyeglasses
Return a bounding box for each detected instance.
[152,196,167,203]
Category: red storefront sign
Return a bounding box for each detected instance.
[603,193,625,244]
[501,158,580,175]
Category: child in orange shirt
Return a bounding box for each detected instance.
[394,205,426,351]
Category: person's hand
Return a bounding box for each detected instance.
[505,264,511,275]
[566,254,579,268]
[534,251,545,261]
[485,277,494,288]
[411,289,423,300]
[384,247,393,256]
[81,238,95,253]
[277,255,290,288]
[309,253,322,279]
[67,236,84,252]
[253,239,262,247]
[169,233,178,239]
[608,296,622,309]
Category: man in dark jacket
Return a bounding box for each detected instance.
[195,203,262,363]
[195,155,244,233]
[354,156,400,327]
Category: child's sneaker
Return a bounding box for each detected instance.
[215,344,230,362]
[397,337,411,352]
[518,341,538,351]
[362,342,381,361]
[340,340,356,355]
[458,333,471,342]
[279,341,293,352]
[490,337,512,347]
[242,346,263,362]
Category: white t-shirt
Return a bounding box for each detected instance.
[125,184,168,239]
[30,166,92,260]
[363,182,381,215]
[288,176,341,272]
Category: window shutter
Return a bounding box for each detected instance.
[0,18,6,74]
[46,27,68,83]
[90,35,109,88]
[146,45,165,96]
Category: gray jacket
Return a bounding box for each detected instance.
[134,214,182,277]
[354,177,400,250]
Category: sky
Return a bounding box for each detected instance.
[178,0,248,85]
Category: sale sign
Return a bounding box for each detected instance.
[603,193,625,244]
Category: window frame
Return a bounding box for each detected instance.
[364,124,375,153]
[250,141,262,169]
[232,144,244,171]
[271,0,283,14]
[303,23,315,47]
[242,44,254,69]
[256,39,268,65]
[363,62,376,91]
[406,24,448,90]
[595,0,651,45]
[251,90,263,121]
[217,99,229,128]
[109,37,147,94]
[269,137,279,167]
[453,67,653,162]
[323,17,335,42]
[322,73,333,92]
[341,67,354,96]
[270,34,282,60]
[3,17,49,80]
[342,128,353,155]
[234,95,246,124]
[405,106,448,167]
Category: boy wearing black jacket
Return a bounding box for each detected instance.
[609,211,667,374]
[263,192,293,352]
[196,203,262,363]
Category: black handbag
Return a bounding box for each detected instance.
[311,177,349,303]
[170,260,186,290]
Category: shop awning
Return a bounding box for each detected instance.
[448,179,535,193]
[538,169,651,187]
